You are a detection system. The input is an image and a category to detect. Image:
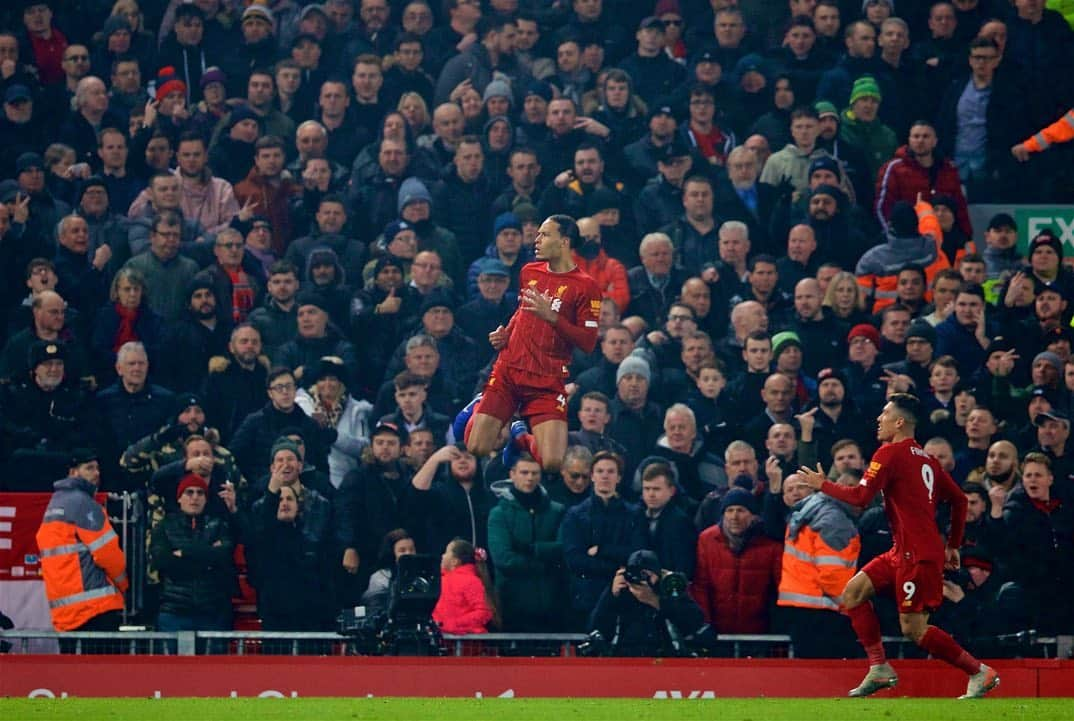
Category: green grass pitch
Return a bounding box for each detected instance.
[0,698,1069,721]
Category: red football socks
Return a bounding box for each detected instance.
[920,626,982,675]
[847,603,886,665]
[521,432,542,466]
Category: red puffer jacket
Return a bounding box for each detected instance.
[432,563,492,634]
[874,146,971,237]
[691,524,782,633]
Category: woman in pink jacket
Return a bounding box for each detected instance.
[432,539,498,634]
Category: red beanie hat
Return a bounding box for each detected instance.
[847,323,880,347]
[176,473,208,501]
[156,66,187,103]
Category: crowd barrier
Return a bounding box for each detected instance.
[2,629,1067,658]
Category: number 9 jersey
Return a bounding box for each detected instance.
[821,437,967,566]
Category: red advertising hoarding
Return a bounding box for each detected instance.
[1,657,1068,698]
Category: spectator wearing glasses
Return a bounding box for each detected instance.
[204,228,265,326]
[150,472,236,634]
[546,445,594,510]
[38,35,85,130]
[121,209,199,322]
[230,366,336,482]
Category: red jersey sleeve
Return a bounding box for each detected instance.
[821,444,893,508]
[552,275,601,354]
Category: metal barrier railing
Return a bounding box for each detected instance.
[3,630,1063,658]
[103,491,147,623]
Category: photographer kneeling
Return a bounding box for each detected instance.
[586,550,716,657]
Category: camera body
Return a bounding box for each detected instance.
[338,554,444,655]
[623,563,651,586]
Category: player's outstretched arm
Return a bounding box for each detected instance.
[798,462,880,508]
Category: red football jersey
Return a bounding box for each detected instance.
[821,438,966,564]
[496,261,602,378]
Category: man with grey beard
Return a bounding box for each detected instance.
[0,341,103,491]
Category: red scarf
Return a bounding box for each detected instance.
[227,268,255,323]
[1031,497,1062,515]
[113,303,140,352]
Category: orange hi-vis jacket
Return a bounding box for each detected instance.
[35,476,128,631]
[857,200,947,313]
[777,493,860,612]
[1024,109,1074,154]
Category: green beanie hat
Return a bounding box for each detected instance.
[850,75,882,106]
[269,437,301,463]
[771,331,802,359]
[813,100,838,119]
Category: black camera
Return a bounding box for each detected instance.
[623,563,652,586]
[390,554,441,621]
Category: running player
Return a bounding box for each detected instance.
[461,214,601,472]
[798,393,1000,699]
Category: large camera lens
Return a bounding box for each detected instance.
[658,572,688,598]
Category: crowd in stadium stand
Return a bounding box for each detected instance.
[3,0,1074,657]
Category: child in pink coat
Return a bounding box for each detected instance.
[432,539,498,634]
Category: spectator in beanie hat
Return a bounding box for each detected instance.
[350,254,422,390]
[771,330,815,407]
[1025,230,1074,302]
[843,322,887,420]
[150,469,235,634]
[208,104,261,185]
[465,211,530,300]
[979,212,1022,282]
[839,75,897,180]
[693,483,781,633]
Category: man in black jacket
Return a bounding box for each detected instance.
[337,421,417,598]
[202,324,270,445]
[588,549,713,657]
[0,341,102,491]
[637,462,697,579]
[625,233,688,331]
[229,366,335,481]
[95,341,174,458]
[560,450,645,630]
[409,443,494,553]
[157,274,232,393]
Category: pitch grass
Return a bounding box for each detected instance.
[0,698,1068,721]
